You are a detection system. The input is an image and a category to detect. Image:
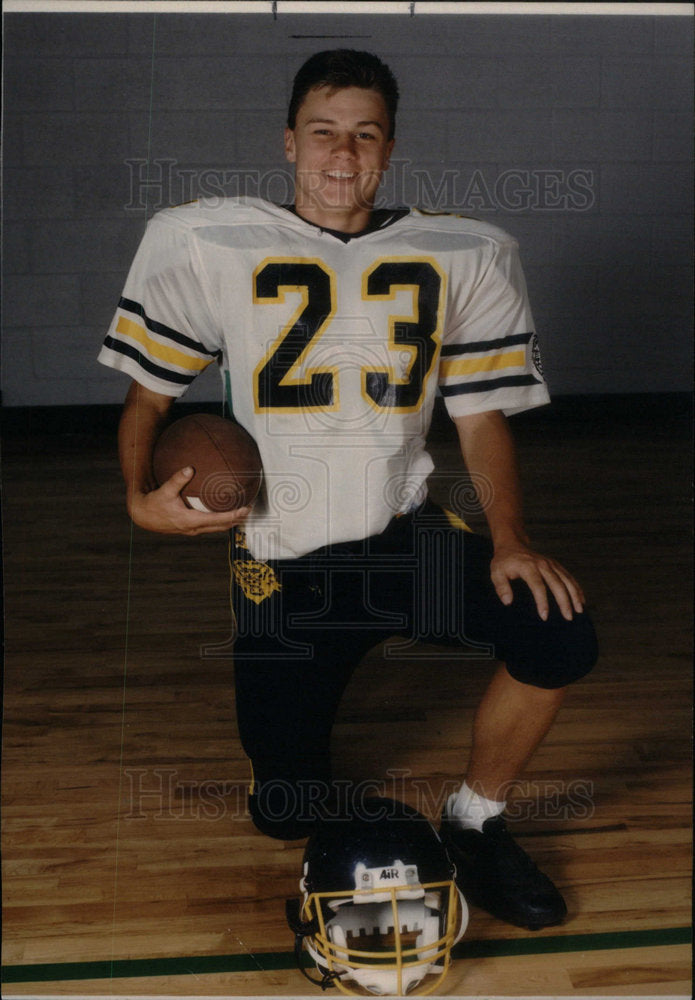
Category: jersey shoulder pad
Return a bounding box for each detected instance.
[154,195,277,230]
[409,208,517,248]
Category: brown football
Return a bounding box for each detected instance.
[153,413,262,512]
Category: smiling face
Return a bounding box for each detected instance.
[284,85,395,233]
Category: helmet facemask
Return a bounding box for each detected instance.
[296,859,468,995]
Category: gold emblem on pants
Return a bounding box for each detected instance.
[231,559,282,605]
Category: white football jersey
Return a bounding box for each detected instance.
[99,197,549,560]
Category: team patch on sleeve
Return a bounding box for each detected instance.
[438,331,542,399]
[100,296,219,393]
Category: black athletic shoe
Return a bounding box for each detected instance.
[248,776,335,841]
[439,813,567,930]
[248,792,315,840]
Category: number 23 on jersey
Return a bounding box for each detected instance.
[252,256,446,414]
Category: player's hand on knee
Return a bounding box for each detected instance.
[490,545,585,622]
[128,467,251,535]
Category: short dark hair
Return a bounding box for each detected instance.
[287,49,399,140]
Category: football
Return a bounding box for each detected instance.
[153,413,262,513]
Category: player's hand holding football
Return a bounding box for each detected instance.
[128,466,251,536]
[490,540,586,622]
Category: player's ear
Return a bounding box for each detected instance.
[284,128,297,163]
[383,137,395,170]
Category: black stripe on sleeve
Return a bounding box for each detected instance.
[103,336,196,386]
[440,332,533,357]
[119,296,219,358]
[439,373,542,397]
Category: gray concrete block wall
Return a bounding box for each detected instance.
[2,10,693,406]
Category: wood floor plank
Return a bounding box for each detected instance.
[2,944,691,997]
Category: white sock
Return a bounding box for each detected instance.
[447,782,506,833]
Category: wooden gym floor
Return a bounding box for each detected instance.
[2,394,692,998]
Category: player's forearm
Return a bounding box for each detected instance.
[453,411,530,549]
[118,381,174,510]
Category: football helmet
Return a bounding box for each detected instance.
[286,796,468,996]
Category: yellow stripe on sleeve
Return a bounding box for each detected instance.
[115,316,212,372]
[439,349,526,379]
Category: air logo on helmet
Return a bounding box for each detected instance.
[354,861,422,901]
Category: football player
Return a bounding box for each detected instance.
[99,49,598,931]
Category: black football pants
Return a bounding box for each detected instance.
[230,499,598,835]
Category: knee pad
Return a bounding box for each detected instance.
[505,595,599,690]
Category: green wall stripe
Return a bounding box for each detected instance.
[1,926,690,984]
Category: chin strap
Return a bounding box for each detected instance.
[285,899,343,991]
